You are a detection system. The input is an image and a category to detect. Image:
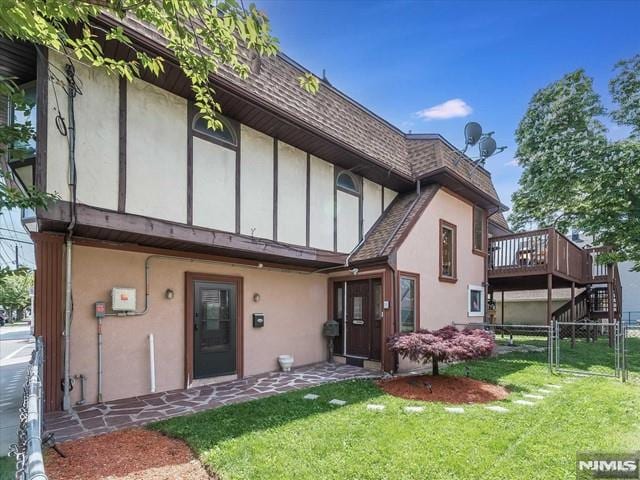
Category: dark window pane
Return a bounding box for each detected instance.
[473,207,484,251]
[441,226,455,277]
[470,289,482,313]
[336,172,358,193]
[353,296,363,320]
[193,114,237,146]
[336,287,343,319]
[400,277,415,332]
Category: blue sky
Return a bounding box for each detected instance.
[254,0,640,210]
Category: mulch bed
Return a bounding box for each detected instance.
[378,375,509,404]
[45,428,211,480]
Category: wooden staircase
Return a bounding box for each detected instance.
[551,262,622,323]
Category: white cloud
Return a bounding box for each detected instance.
[504,158,519,167]
[416,98,473,120]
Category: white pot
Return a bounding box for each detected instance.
[278,355,294,372]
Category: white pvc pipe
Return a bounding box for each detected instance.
[62,239,72,411]
[148,334,156,393]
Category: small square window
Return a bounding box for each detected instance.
[468,285,485,317]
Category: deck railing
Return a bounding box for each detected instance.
[488,228,596,284]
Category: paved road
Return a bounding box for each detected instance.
[0,325,34,456]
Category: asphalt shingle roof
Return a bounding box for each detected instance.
[351,185,440,262]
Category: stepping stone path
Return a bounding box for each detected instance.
[303,394,319,400]
[485,405,509,413]
[404,406,425,414]
[537,389,552,394]
[444,407,465,414]
[523,394,544,400]
[544,384,561,389]
[329,399,347,406]
[514,400,535,406]
[366,404,385,411]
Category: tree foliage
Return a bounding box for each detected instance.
[0,0,319,210]
[510,55,640,269]
[387,326,495,376]
[610,54,640,137]
[0,268,33,317]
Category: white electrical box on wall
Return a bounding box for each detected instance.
[111,287,137,312]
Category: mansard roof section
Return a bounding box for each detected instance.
[96,14,504,204]
[406,134,500,203]
[489,211,511,231]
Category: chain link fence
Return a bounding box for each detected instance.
[453,322,552,375]
[624,325,640,383]
[552,321,621,378]
[9,336,48,480]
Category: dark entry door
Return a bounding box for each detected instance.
[346,280,370,357]
[193,281,237,379]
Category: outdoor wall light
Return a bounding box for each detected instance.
[253,293,261,303]
[165,289,174,300]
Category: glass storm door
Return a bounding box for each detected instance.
[193,281,236,379]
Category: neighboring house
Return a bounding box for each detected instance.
[2,17,509,412]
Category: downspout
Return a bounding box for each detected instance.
[62,63,78,412]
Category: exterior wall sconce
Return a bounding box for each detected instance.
[165,289,174,300]
[253,293,261,303]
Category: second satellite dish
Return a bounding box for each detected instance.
[479,135,497,159]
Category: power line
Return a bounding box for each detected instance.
[0,236,34,246]
[0,227,31,237]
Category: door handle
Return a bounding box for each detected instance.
[194,324,199,331]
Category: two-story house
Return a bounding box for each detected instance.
[3,17,510,412]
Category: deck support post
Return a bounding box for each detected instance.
[501,290,505,338]
[546,273,553,326]
[570,282,576,348]
[608,265,614,347]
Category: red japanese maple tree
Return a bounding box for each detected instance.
[387,326,495,375]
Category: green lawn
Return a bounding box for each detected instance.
[152,339,640,480]
[0,456,15,480]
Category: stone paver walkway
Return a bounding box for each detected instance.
[45,363,378,442]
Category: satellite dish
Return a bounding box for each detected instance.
[479,135,497,159]
[464,122,483,147]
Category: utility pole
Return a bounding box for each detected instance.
[15,244,19,268]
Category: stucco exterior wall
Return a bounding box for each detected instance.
[192,137,236,232]
[43,54,394,254]
[383,187,398,210]
[68,245,328,404]
[495,299,566,326]
[46,51,119,208]
[363,178,382,235]
[277,142,307,245]
[126,78,188,223]
[396,189,486,330]
[240,125,274,239]
[336,190,359,253]
[309,155,334,250]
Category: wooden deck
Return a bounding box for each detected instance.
[488,228,621,324]
[488,228,610,290]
